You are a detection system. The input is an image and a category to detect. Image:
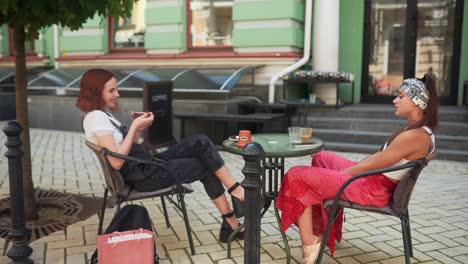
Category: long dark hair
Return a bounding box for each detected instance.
[385,74,439,145]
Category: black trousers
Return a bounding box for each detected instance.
[133,135,226,199]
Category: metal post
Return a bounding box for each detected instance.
[3,121,33,264]
[241,142,265,264]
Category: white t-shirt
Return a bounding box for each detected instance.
[83,110,124,148]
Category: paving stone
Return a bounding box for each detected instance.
[438,245,468,257]
[454,254,468,263]
[262,243,286,259]
[333,246,364,258]
[353,251,390,263]
[425,251,464,264]
[190,253,214,263]
[66,245,97,255]
[167,248,191,264]
[347,238,379,252]
[66,253,86,264]
[0,126,467,264]
[428,233,461,247]
[48,238,85,249]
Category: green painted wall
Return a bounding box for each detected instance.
[234,28,304,47]
[233,0,305,49]
[43,27,56,66]
[144,3,186,51]
[338,0,365,103]
[458,0,468,105]
[59,14,107,54]
[233,0,304,22]
[34,30,45,54]
[102,19,109,54]
[145,31,185,49]
[146,6,184,24]
[0,25,8,56]
[61,35,106,52]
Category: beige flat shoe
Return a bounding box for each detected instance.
[302,242,321,264]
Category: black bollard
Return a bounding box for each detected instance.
[241,142,265,264]
[3,121,33,264]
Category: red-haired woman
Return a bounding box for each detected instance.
[276,75,438,263]
[76,69,244,242]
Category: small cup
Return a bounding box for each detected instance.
[301,127,313,143]
[236,130,252,148]
[288,127,302,144]
[309,93,316,103]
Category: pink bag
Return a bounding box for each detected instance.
[97,229,154,264]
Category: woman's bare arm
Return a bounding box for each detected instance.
[96,113,154,170]
[342,129,430,176]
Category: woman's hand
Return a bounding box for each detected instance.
[131,111,147,121]
[131,112,154,132]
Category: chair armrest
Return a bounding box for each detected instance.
[333,158,427,205]
[100,148,187,188]
[100,148,167,169]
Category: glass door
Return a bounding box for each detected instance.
[415,0,458,99]
[365,0,406,99]
[361,0,462,104]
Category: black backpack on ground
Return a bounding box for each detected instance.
[90,204,159,264]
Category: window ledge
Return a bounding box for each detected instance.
[57,51,302,61]
[0,55,46,62]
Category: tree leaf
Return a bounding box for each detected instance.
[0,0,9,16]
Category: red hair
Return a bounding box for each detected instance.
[76,69,116,112]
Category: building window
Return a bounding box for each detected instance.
[110,0,147,50]
[188,0,233,48]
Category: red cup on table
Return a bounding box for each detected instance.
[236,130,252,148]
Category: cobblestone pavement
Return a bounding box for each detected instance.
[0,123,467,263]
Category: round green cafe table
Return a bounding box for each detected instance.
[222,133,324,157]
[222,133,324,263]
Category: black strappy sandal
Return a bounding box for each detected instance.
[219,211,244,243]
[228,182,244,218]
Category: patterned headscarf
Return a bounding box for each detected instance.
[401,78,429,111]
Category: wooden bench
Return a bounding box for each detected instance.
[174,112,286,140]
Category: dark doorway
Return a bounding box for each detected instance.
[361,0,463,105]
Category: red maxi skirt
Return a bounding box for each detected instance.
[275,151,397,255]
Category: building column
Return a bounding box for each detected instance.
[312,0,340,104]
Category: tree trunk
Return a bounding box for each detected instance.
[13,24,38,221]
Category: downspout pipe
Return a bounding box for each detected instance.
[53,25,59,69]
[268,0,313,103]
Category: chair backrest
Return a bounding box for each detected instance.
[390,152,436,217]
[142,81,177,149]
[85,141,131,199]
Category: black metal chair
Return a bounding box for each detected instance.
[85,141,197,255]
[316,152,436,264]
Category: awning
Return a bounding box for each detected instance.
[0,67,52,92]
[27,66,255,93]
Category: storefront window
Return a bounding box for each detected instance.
[415,0,456,96]
[367,0,407,96]
[111,0,147,49]
[189,0,233,47]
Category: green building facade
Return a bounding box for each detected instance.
[1,0,467,105]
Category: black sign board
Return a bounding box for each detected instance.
[143,81,177,149]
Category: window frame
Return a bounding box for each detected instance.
[108,16,146,53]
[185,0,234,51]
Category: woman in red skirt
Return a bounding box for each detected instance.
[276,75,439,263]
